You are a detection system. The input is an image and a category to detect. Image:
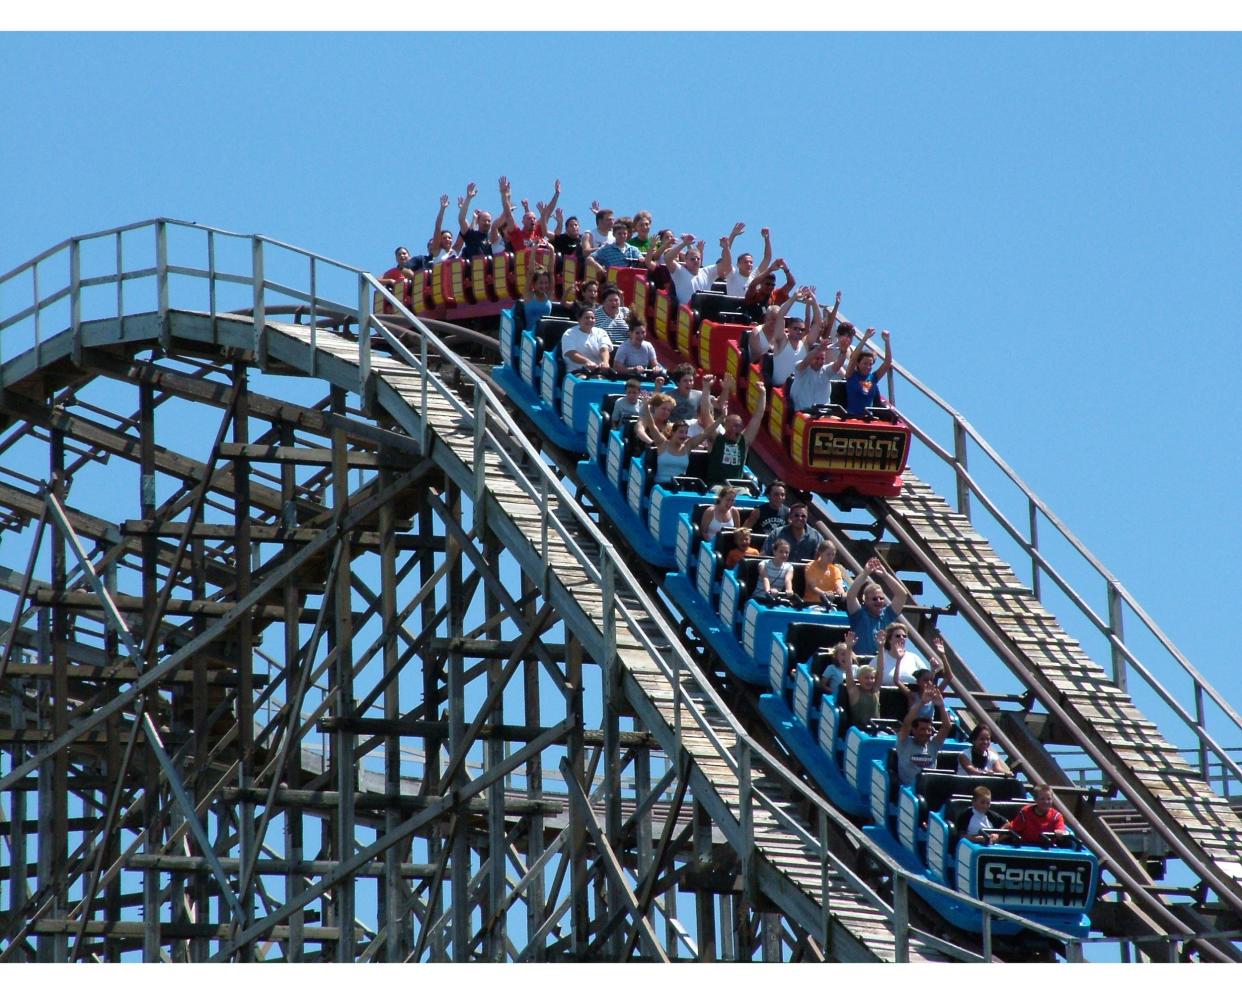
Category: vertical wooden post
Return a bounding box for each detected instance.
[330,385,356,960]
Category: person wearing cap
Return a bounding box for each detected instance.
[741,257,796,321]
[588,219,644,277]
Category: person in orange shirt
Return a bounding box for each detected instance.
[803,540,849,608]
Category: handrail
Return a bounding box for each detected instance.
[13,217,1226,958]
[882,354,1242,781]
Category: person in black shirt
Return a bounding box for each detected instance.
[744,481,790,536]
[551,207,586,270]
[456,181,494,260]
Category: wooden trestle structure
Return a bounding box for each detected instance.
[0,221,1238,962]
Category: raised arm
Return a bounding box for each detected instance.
[844,327,877,376]
[663,233,694,274]
[498,175,517,229]
[430,193,449,252]
[776,260,796,297]
[742,383,767,446]
[930,632,954,688]
[755,227,773,278]
[844,555,883,614]
[870,556,909,614]
[538,178,561,231]
[715,233,735,281]
[874,329,894,379]
[552,206,565,237]
[457,182,478,234]
[696,374,718,433]
[930,688,952,744]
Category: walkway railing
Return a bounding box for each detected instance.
[6,218,1234,959]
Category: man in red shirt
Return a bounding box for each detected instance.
[1004,784,1067,844]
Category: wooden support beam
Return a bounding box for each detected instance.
[219,788,562,819]
[218,442,412,470]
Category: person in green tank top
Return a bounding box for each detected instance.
[702,373,767,489]
[845,663,881,727]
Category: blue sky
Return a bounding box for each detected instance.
[2,31,1240,746]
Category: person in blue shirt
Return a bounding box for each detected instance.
[843,328,893,416]
[845,555,909,654]
[522,267,554,331]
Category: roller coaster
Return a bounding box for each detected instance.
[0,217,1239,962]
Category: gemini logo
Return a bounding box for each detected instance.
[980,858,1089,906]
[808,426,907,472]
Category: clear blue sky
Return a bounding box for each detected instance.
[2,31,1240,742]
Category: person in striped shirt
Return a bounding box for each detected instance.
[593,286,632,346]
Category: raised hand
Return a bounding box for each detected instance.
[498,175,511,195]
[466,181,478,198]
[536,200,546,213]
[843,629,857,647]
[439,193,449,209]
[730,220,745,238]
[760,226,770,238]
[862,327,876,341]
[681,232,695,244]
[865,556,884,575]
[457,196,466,208]
[554,206,564,221]
[554,178,562,193]
[881,329,891,342]
[835,290,842,305]
[591,199,602,213]
[696,239,706,256]
[772,257,785,270]
[521,198,531,213]
[719,236,729,249]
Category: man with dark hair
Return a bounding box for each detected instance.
[583,200,614,252]
[1003,785,1067,844]
[761,502,821,560]
[613,323,663,377]
[668,364,702,423]
[593,286,632,345]
[551,208,585,268]
[380,246,415,288]
[895,684,952,786]
[588,219,644,277]
[725,226,773,298]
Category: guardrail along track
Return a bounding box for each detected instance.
[881,472,1242,914]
